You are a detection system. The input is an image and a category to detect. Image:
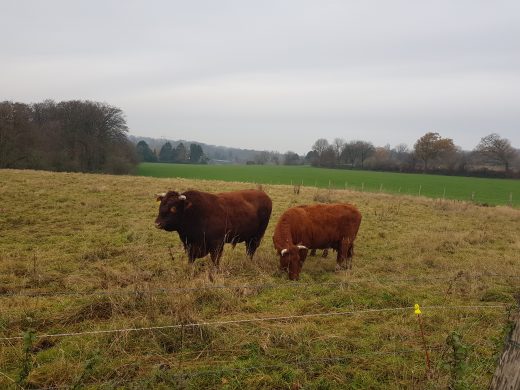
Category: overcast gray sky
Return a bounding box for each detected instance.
[1,0,519,154]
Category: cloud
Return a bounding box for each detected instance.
[1,0,519,153]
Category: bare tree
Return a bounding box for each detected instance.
[340,142,356,167]
[474,133,518,172]
[320,146,337,167]
[312,138,329,154]
[365,146,396,170]
[332,138,345,159]
[394,143,409,155]
[311,138,330,167]
[353,141,375,168]
[0,100,136,174]
[254,151,270,165]
[283,151,300,165]
[340,140,375,168]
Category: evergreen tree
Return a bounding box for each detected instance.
[174,143,188,163]
[136,140,157,162]
[159,142,174,162]
[189,143,204,163]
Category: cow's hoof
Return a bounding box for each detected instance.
[335,264,347,271]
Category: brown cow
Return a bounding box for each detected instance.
[273,203,362,280]
[155,189,272,266]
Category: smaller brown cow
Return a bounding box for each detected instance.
[273,203,362,280]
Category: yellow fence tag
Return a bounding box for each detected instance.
[414,304,422,315]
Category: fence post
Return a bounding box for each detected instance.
[379,184,383,192]
[509,193,513,207]
[490,302,520,389]
[471,192,475,202]
[361,183,364,192]
[419,185,422,196]
[443,187,446,200]
[414,304,431,379]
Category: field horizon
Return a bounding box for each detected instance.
[138,163,520,207]
[1,168,519,389]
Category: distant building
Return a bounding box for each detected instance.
[209,159,234,165]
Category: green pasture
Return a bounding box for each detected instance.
[138,163,520,206]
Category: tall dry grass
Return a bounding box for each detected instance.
[0,169,519,389]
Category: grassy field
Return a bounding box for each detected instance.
[138,163,520,207]
[1,169,519,389]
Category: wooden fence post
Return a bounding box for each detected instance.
[490,302,520,389]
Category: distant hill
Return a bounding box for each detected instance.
[128,135,272,164]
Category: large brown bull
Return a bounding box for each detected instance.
[155,189,272,265]
[273,203,362,280]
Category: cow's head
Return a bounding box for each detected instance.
[154,191,189,231]
[279,244,308,280]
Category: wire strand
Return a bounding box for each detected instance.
[0,304,507,342]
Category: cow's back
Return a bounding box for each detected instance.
[308,204,361,247]
[217,190,272,240]
[277,204,361,249]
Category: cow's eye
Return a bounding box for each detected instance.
[170,206,177,213]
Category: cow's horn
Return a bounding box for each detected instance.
[297,245,308,250]
[281,249,288,256]
[178,195,186,200]
[156,192,166,198]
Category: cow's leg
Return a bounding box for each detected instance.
[186,244,197,263]
[185,246,199,278]
[245,237,261,259]
[309,249,317,257]
[335,239,350,271]
[209,242,224,268]
[322,249,329,258]
[346,243,354,270]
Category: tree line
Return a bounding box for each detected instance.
[305,132,520,178]
[2,99,517,178]
[0,100,209,174]
[0,100,138,174]
[136,140,207,164]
